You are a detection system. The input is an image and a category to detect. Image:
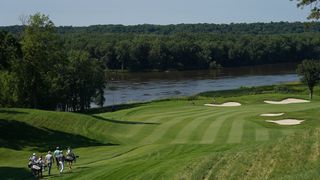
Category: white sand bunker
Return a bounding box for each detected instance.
[266,119,304,125]
[264,98,310,105]
[204,102,241,107]
[260,113,284,117]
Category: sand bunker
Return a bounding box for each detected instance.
[260,113,284,117]
[266,119,304,125]
[264,98,310,105]
[204,102,241,107]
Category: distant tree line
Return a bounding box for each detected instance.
[2,22,320,72]
[0,13,105,111]
[2,22,320,35]
[61,32,320,71]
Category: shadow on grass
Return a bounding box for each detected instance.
[0,119,117,151]
[91,115,160,125]
[84,102,148,114]
[0,167,33,180]
[0,109,28,115]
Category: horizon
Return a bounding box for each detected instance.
[0,0,311,26]
[0,21,313,28]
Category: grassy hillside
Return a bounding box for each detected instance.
[1,83,320,179]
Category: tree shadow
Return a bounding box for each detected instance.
[0,119,116,151]
[85,102,149,114]
[0,167,33,180]
[0,109,28,115]
[91,115,160,125]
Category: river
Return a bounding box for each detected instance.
[103,64,299,106]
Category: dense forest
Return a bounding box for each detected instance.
[61,32,320,71]
[2,22,320,72]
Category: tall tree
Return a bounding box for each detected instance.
[115,40,130,71]
[67,50,105,111]
[17,13,65,109]
[297,59,320,99]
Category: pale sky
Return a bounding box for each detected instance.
[0,0,311,26]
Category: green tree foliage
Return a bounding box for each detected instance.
[0,13,106,111]
[0,71,18,106]
[66,50,105,111]
[297,59,320,99]
[62,33,320,71]
[148,39,171,70]
[295,0,320,19]
[2,23,320,72]
[0,31,21,70]
[17,13,65,109]
[128,38,151,71]
[0,31,21,106]
[115,40,130,71]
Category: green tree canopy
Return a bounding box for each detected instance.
[297,59,320,99]
[0,31,21,70]
[17,13,65,109]
[66,50,105,111]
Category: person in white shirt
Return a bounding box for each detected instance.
[29,153,37,164]
[58,150,65,174]
[45,151,54,175]
[53,147,60,169]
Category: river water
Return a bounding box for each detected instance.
[103,64,299,106]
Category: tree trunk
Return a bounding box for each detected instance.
[121,61,124,71]
[310,88,313,100]
[80,96,84,112]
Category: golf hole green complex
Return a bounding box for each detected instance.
[1,84,320,179]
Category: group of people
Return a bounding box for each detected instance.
[28,147,77,178]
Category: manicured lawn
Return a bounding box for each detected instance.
[1,84,320,179]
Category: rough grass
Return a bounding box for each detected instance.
[1,83,320,179]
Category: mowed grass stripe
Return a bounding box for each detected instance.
[210,111,247,144]
[188,110,238,143]
[200,111,245,144]
[115,106,207,126]
[255,128,270,141]
[227,113,248,143]
[167,110,219,144]
[121,105,205,120]
[99,104,198,121]
[138,109,214,144]
[152,109,215,144]
[121,108,209,140]
[241,120,260,143]
[172,110,233,144]
[130,109,211,144]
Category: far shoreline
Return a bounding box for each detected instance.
[87,82,301,114]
